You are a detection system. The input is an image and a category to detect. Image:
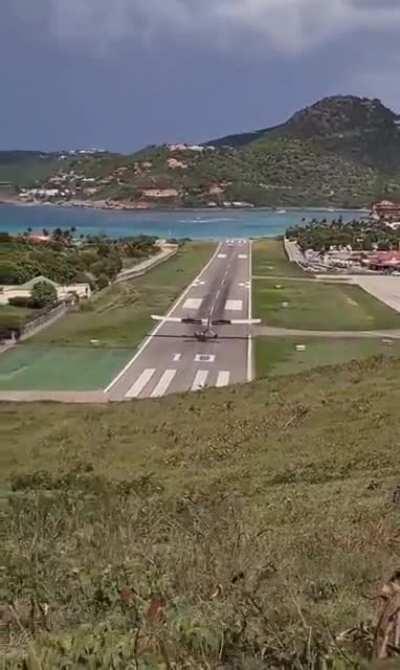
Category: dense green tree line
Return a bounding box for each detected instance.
[287,218,400,252]
[0,233,157,287]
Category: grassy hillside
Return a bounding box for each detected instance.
[8,96,400,209]
[0,151,62,187]
[1,356,400,666]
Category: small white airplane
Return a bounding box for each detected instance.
[151,314,261,341]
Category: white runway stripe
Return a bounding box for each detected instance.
[151,369,177,398]
[216,371,230,387]
[238,254,248,259]
[125,368,155,398]
[191,370,209,391]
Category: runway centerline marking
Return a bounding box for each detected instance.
[225,299,243,311]
[216,371,230,387]
[217,254,227,259]
[125,368,155,399]
[238,254,248,259]
[192,370,209,391]
[151,369,177,398]
[183,298,202,310]
[194,354,215,363]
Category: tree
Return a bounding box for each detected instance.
[30,281,58,308]
[0,261,20,284]
[97,274,109,290]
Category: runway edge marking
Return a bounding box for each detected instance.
[104,242,222,394]
[247,240,254,383]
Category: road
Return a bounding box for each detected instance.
[106,240,253,401]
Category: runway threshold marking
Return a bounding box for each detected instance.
[216,371,230,387]
[191,370,208,391]
[125,368,156,398]
[151,369,177,398]
[194,354,215,363]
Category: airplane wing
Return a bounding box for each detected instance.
[151,315,202,324]
[229,319,262,325]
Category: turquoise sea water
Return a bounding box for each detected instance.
[0,205,364,240]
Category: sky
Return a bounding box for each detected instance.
[2,0,400,153]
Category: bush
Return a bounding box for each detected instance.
[97,274,109,290]
[0,261,22,284]
[8,296,34,308]
[30,281,58,308]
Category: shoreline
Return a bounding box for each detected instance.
[0,198,370,214]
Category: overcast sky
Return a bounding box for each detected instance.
[2,0,400,152]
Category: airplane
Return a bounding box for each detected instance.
[151,314,261,342]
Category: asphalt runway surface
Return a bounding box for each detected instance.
[106,239,253,401]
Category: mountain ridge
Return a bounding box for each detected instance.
[3,95,400,209]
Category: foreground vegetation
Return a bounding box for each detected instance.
[1,356,400,666]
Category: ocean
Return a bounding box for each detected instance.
[0,204,365,240]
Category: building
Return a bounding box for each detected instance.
[371,200,400,220]
[0,276,91,305]
[141,188,179,199]
[362,251,400,271]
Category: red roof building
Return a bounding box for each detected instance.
[364,251,400,270]
[372,200,400,220]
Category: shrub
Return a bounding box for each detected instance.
[8,296,34,308]
[30,281,58,308]
[0,261,22,284]
[97,273,109,290]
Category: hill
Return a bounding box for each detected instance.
[1,355,399,666]
[5,96,400,208]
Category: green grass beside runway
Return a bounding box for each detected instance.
[253,277,400,331]
[255,336,400,377]
[252,238,309,277]
[0,345,132,391]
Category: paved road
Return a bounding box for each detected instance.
[107,240,253,401]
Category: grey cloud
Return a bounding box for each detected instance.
[11,0,400,54]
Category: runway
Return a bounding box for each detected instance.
[106,239,253,401]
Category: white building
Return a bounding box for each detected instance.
[0,276,91,305]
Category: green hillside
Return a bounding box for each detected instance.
[5,96,400,207]
[1,356,400,666]
[0,151,62,187]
